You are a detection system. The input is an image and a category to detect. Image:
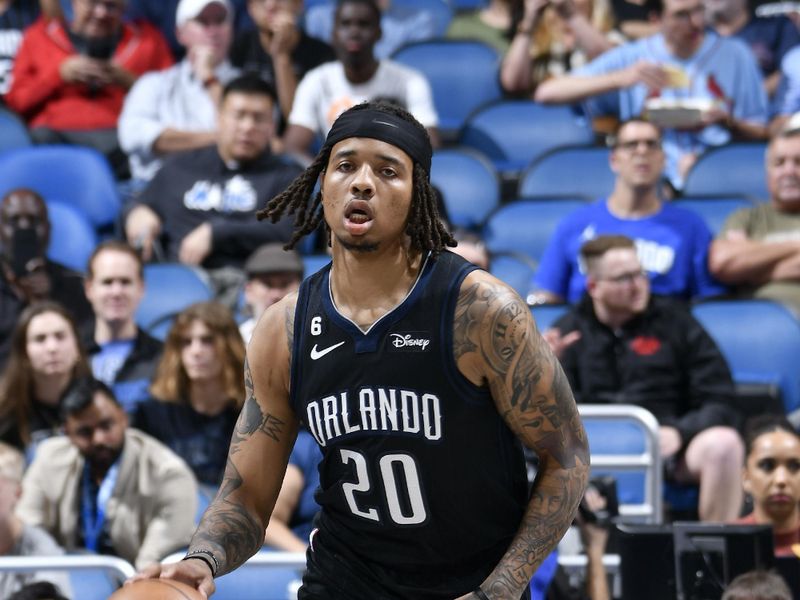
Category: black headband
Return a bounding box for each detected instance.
[323,107,433,175]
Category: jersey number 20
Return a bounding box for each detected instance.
[340,449,427,526]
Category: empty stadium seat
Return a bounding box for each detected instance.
[0,108,31,154]
[136,264,213,340]
[302,254,331,278]
[431,148,500,229]
[692,300,800,413]
[483,198,587,265]
[46,200,99,273]
[530,303,569,332]
[673,196,754,235]
[392,40,501,137]
[518,146,614,199]
[0,145,121,230]
[459,100,594,177]
[490,253,537,298]
[682,143,768,200]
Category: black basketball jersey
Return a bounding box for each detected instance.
[290,251,529,600]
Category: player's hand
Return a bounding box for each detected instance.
[125,205,162,262]
[542,327,581,360]
[179,222,213,266]
[621,60,670,90]
[658,426,682,459]
[127,560,215,599]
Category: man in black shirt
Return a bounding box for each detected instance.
[230,0,334,121]
[544,234,744,522]
[0,188,92,368]
[124,74,301,305]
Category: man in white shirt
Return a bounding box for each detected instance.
[118,0,239,183]
[283,0,438,159]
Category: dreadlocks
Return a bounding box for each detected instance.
[256,102,455,255]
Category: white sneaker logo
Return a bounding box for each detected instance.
[310,341,345,360]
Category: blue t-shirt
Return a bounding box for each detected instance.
[92,339,135,387]
[576,31,768,187]
[288,429,322,543]
[533,198,726,302]
[776,45,800,116]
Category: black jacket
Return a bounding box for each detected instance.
[553,295,740,445]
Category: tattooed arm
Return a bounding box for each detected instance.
[129,294,300,596]
[453,271,590,600]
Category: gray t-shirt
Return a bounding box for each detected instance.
[0,525,72,599]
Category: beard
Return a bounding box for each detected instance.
[335,233,379,253]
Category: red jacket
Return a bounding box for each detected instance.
[6,17,172,130]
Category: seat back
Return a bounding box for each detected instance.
[692,300,800,413]
[46,200,99,273]
[392,40,501,136]
[136,264,214,340]
[459,100,594,176]
[431,148,499,229]
[490,253,537,298]
[0,145,121,229]
[579,404,663,524]
[482,198,587,266]
[0,108,32,154]
[682,143,768,200]
[393,0,452,36]
[518,146,614,199]
[672,196,754,235]
[530,303,569,332]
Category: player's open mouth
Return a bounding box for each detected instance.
[344,202,374,234]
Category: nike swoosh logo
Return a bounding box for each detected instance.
[310,341,345,360]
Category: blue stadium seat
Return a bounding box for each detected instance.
[692,300,800,413]
[579,405,663,524]
[302,254,331,278]
[431,148,499,229]
[213,556,302,600]
[46,200,99,273]
[0,108,31,154]
[530,303,569,332]
[518,146,614,199]
[682,143,768,200]
[135,264,213,340]
[482,198,587,266]
[394,0,452,36]
[673,196,754,235]
[490,253,537,298]
[392,40,501,137]
[0,145,121,230]
[459,100,594,177]
[449,0,487,8]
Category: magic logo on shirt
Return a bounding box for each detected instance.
[183,175,257,213]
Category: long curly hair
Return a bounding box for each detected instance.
[257,102,454,255]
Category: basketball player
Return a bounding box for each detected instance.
[132,102,590,599]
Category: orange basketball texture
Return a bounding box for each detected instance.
[108,578,205,600]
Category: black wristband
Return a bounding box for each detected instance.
[473,588,491,600]
[183,549,219,577]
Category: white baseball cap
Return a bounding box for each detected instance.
[175,0,232,27]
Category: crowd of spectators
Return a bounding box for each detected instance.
[2,0,800,598]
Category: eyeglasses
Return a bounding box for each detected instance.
[599,270,648,285]
[614,139,662,153]
[667,5,705,22]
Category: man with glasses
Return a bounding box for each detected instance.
[5,0,172,177]
[544,234,744,523]
[535,0,768,190]
[528,118,725,305]
[119,0,239,184]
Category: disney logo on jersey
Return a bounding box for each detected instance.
[389,333,430,351]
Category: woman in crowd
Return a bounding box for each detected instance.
[133,301,245,492]
[0,301,90,459]
[734,415,800,556]
[500,0,622,96]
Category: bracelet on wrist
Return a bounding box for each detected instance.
[473,587,491,600]
[183,549,219,577]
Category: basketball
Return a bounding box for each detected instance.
[109,578,204,600]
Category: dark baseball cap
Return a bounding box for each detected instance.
[244,243,304,277]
